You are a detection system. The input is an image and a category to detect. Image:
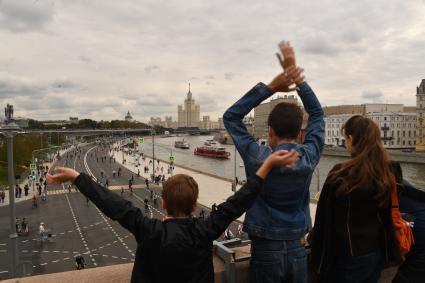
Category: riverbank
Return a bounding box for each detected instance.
[323,147,425,164]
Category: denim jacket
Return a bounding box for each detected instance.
[223,82,325,240]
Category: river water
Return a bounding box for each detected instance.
[138,135,425,192]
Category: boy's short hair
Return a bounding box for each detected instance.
[162,174,199,216]
[268,102,303,140]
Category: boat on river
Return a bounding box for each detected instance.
[204,139,217,146]
[174,140,190,149]
[194,146,231,159]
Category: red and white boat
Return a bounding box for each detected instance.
[194,146,231,159]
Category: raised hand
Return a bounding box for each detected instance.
[256,149,300,179]
[267,66,304,93]
[46,167,80,184]
[276,41,296,70]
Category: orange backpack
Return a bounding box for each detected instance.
[391,177,414,255]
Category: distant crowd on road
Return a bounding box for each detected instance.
[46,41,425,283]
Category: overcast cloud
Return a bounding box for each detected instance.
[0,0,424,122]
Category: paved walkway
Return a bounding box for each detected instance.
[112,143,318,223]
[0,147,75,208]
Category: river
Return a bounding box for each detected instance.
[138,135,425,192]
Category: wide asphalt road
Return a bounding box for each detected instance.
[0,142,243,280]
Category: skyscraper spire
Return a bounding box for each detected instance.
[187,82,192,100]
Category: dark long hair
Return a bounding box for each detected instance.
[327,115,393,207]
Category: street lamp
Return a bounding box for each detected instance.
[152,129,156,181]
[1,104,21,278]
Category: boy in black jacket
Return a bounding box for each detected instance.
[47,149,299,283]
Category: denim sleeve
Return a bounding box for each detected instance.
[223,83,273,177]
[297,82,325,167]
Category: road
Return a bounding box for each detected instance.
[0,142,243,280]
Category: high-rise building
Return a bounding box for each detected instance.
[416,79,425,151]
[178,83,200,128]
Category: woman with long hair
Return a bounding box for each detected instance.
[310,115,402,283]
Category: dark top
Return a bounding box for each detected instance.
[332,181,384,257]
[74,173,264,283]
[399,180,425,249]
[310,163,402,273]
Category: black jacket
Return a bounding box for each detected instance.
[310,162,403,274]
[74,173,264,283]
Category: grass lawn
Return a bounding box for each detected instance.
[0,164,28,187]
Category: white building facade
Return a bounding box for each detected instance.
[325,112,416,149]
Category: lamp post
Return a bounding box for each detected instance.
[152,129,155,181]
[1,104,20,277]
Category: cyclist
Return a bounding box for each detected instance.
[75,255,85,270]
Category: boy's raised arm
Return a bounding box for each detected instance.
[47,168,151,243]
[223,66,304,177]
[297,82,325,167]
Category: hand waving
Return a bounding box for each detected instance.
[276,41,296,69]
[267,66,304,93]
[256,150,300,179]
[46,167,80,184]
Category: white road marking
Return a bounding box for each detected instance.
[0,270,9,274]
[65,192,97,267]
[84,146,136,259]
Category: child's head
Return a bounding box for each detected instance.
[268,102,303,147]
[162,174,199,217]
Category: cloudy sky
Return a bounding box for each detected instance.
[0,0,424,122]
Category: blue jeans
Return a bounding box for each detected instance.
[319,251,382,283]
[250,237,307,283]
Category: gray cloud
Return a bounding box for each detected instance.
[0,0,424,121]
[79,56,92,63]
[224,73,236,81]
[361,90,384,103]
[0,0,55,32]
[0,78,45,98]
[144,65,160,73]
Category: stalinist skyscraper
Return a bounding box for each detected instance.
[178,83,200,128]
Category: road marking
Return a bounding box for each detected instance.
[65,192,97,267]
[0,243,7,246]
[40,263,48,266]
[52,260,59,263]
[63,257,70,260]
[0,270,8,274]
[83,146,136,259]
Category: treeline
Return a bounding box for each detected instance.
[28,119,151,130]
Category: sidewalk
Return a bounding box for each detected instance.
[112,143,318,223]
[0,146,73,208]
